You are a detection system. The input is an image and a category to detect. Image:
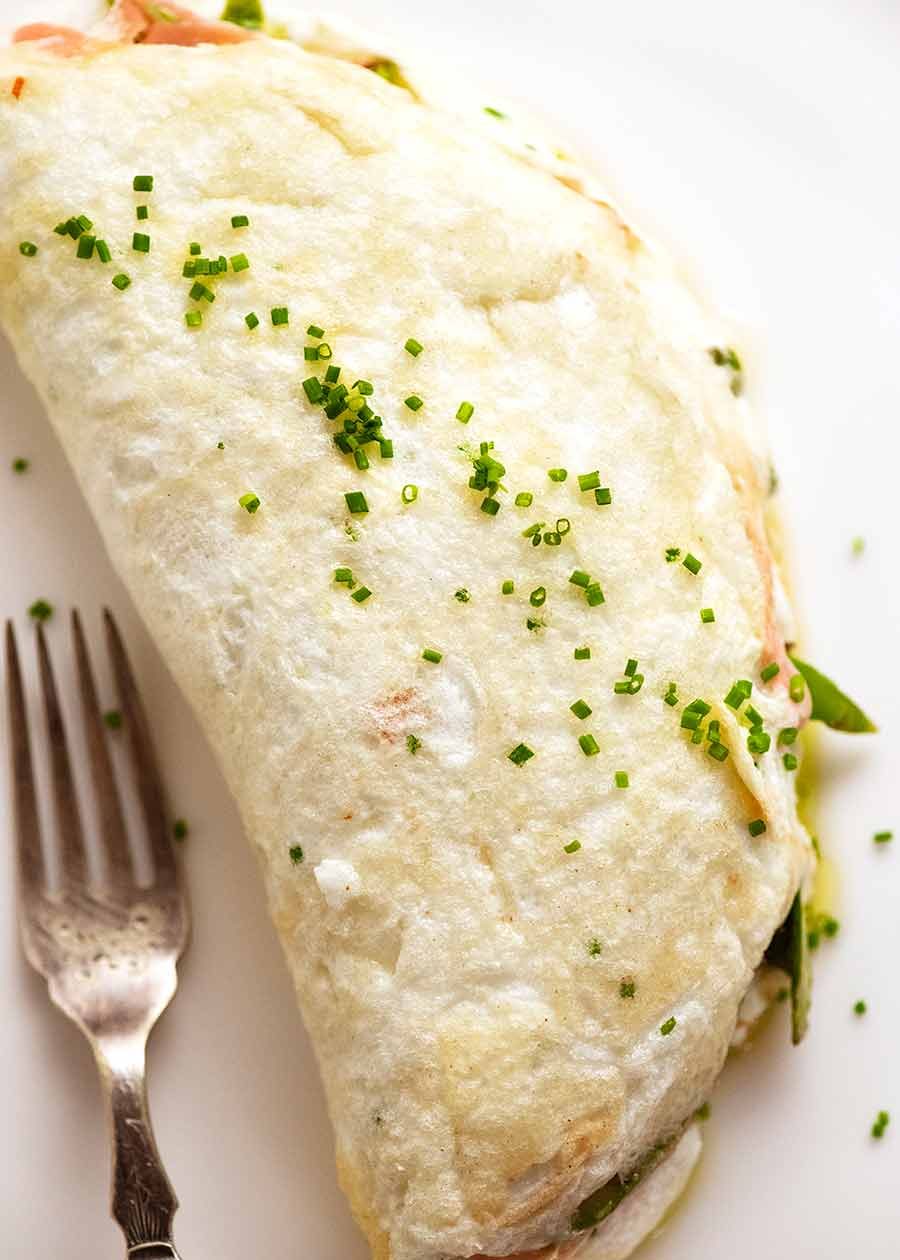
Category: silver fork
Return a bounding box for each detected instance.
[6,609,189,1259]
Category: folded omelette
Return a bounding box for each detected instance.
[0,4,842,1257]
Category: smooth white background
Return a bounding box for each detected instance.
[1,1,898,1255]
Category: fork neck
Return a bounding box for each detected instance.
[93,1035,180,1254]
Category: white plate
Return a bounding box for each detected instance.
[1,1,898,1256]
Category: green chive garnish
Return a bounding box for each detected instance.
[230,253,250,272]
[231,214,249,228]
[663,682,679,707]
[245,312,259,330]
[574,646,591,660]
[185,310,202,328]
[783,752,798,771]
[548,468,567,482]
[405,395,424,411]
[569,570,591,588]
[173,819,188,841]
[563,839,582,854]
[289,844,304,864]
[481,497,501,516]
[761,661,780,682]
[570,699,592,720]
[748,819,767,837]
[665,547,681,563]
[136,205,149,221]
[578,471,600,491]
[708,742,730,762]
[789,673,806,703]
[683,553,702,575]
[501,580,514,595]
[854,1000,867,1015]
[529,586,546,607]
[422,648,443,664]
[508,743,534,766]
[344,491,369,514]
[18,241,37,257]
[12,458,29,474]
[132,233,150,253]
[700,607,716,624]
[585,583,605,606]
[874,831,893,845]
[614,771,629,789]
[351,586,372,603]
[454,588,470,603]
[132,175,154,191]
[660,1017,677,1036]
[404,338,423,357]
[271,307,289,326]
[725,680,752,708]
[514,492,533,507]
[456,401,474,423]
[402,484,419,504]
[594,487,612,506]
[578,733,600,757]
[190,281,215,303]
[28,599,53,622]
[76,234,95,259]
[95,239,111,264]
[238,492,260,513]
[619,980,636,999]
[189,242,202,255]
[111,273,131,291]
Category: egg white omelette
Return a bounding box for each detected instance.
[1,4,853,1257]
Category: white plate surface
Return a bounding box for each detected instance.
[0,1,898,1256]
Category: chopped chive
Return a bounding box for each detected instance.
[619,979,636,999]
[103,709,122,729]
[172,819,189,841]
[75,214,93,232]
[244,311,259,330]
[563,839,582,854]
[189,281,215,303]
[854,1000,867,1015]
[508,743,534,766]
[406,733,422,754]
[480,496,501,516]
[663,682,679,707]
[401,484,418,504]
[351,586,372,603]
[700,607,716,624]
[230,253,250,273]
[379,438,394,459]
[182,261,197,278]
[874,831,893,845]
[76,234,95,259]
[422,648,442,664]
[353,449,369,471]
[132,232,150,253]
[289,844,304,864]
[569,570,591,588]
[665,547,681,563]
[779,726,798,745]
[189,242,202,255]
[271,306,289,326]
[529,586,546,607]
[133,175,154,191]
[748,819,767,837]
[238,491,260,513]
[454,588,470,603]
[725,680,752,708]
[334,567,354,584]
[18,241,37,257]
[614,771,629,789]
[231,214,249,228]
[587,938,603,956]
[317,343,333,360]
[456,401,474,423]
[136,204,149,221]
[747,730,772,756]
[185,310,202,328]
[12,458,29,474]
[307,324,324,338]
[789,673,806,703]
[594,487,612,506]
[28,599,53,622]
[404,395,424,411]
[760,661,780,683]
[302,376,323,403]
[574,646,591,660]
[683,553,702,575]
[708,741,730,762]
[578,471,601,492]
[624,659,638,677]
[783,752,798,771]
[660,1017,677,1036]
[344,491,369,514]
[548,468,567,482]
[501,580,514,595]
[484,105,507,118]
[570,699,592,720]
[514,492,533,507]
[585,583,605,606]
[404,338,423,357]
[111,273,131,291]
[93,239,110,264]
[578,733,600,757]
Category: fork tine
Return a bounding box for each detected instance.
[5,621,46,897]
[103,609,176,888]
[36,621,87,889]
[71,610,133,891]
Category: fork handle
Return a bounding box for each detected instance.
[94,1036,181,1257]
